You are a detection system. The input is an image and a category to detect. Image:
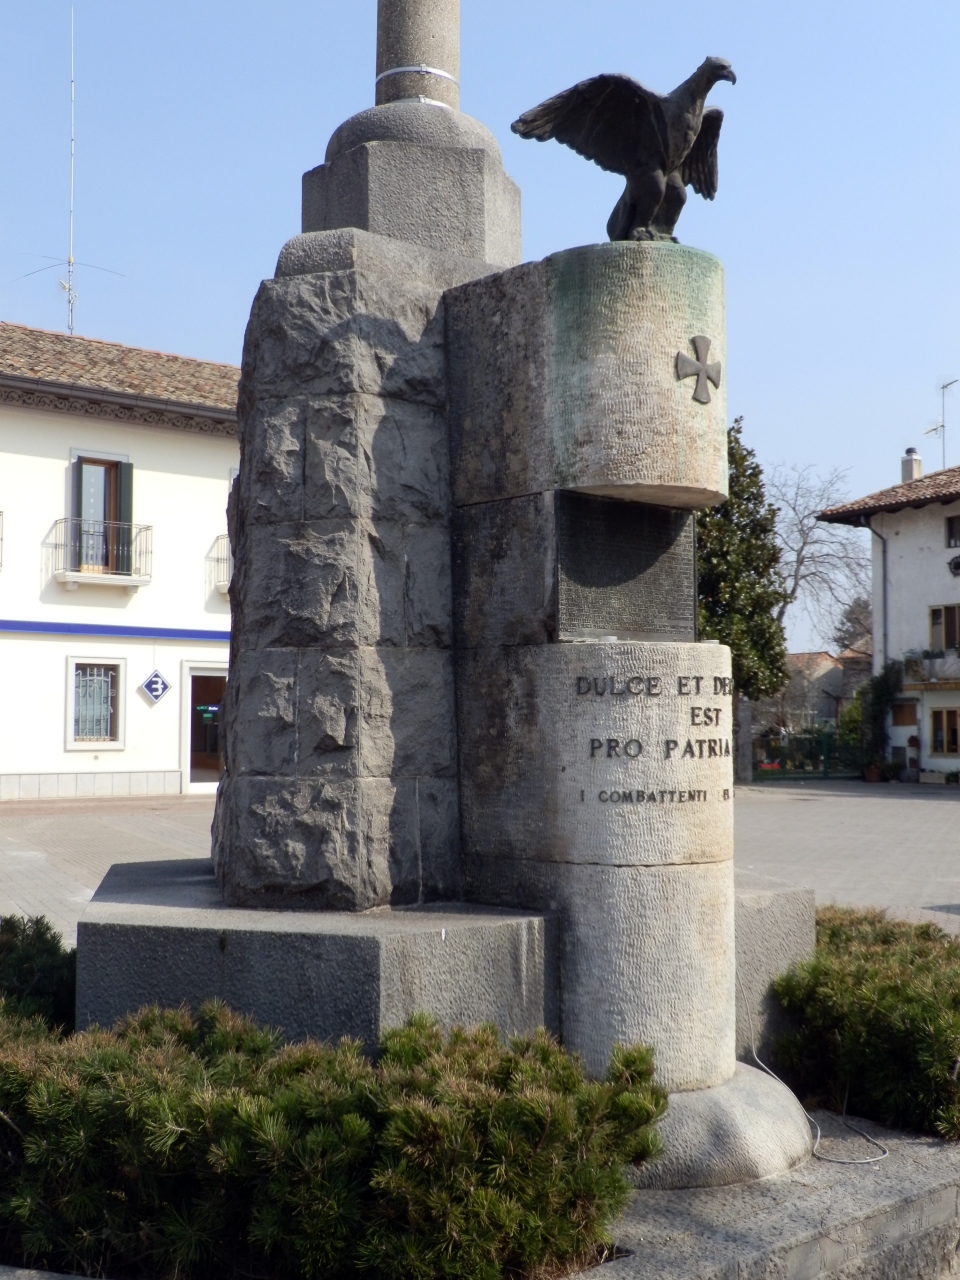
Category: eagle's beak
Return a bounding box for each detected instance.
[724,68,737,84]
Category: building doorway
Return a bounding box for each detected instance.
[190,674,226,783]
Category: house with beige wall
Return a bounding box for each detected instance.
[821,449,960,776]
[0,322,239,800]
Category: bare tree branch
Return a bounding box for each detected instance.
[767,465,872,646]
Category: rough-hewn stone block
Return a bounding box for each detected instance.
[298,650,361,777]
[241,272,447,410]
[214,769,460,911]
[299,394,450,525]
[358,648,457,779]
[235,397,305,523]
[236,519,404,651]
[214,774,370,910]
[223,649,299,777]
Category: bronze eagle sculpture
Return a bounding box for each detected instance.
[511,56,736,243]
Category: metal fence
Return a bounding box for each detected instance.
[53,518,152,579]
[753,730,864,781]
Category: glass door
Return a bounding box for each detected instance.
[79,459,117,572]
[190,675,227,783]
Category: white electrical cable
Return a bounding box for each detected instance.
[736,970,889,1165]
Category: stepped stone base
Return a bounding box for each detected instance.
[76,859,557,1050]
[603,1110,960,1279]
[75,860,814,1075]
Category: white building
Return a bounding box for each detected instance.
[821,449,960,776]
[0,322,239,800]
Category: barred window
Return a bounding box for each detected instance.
[74,664,118,741]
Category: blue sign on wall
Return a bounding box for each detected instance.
[141,670,171,703]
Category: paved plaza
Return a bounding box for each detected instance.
[0,781,958,946]
[735,778,960,934]
[0,796,215,945]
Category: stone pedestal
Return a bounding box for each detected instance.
[446,242,728,506]
[76,860,557,1052]
[302,102,521,266]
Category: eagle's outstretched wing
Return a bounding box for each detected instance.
[681,107,723,199]
[511,74,668,177]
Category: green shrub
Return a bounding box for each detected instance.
[0,915,76,1032]
[0,1004,665,1280]
[773,907,960,1138]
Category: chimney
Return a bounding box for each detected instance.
[901,447,923,483]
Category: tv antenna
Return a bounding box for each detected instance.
[926,378,958,472]
[6,5,124,331]
[60,4,77,333]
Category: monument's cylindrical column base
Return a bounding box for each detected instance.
[467,856,734,1088]
[629,1065,813,1189]
[458,641,736,1089]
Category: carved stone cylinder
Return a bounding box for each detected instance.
[457,642,736,1087]
[447,241,735,1086]
[447,242,728,509]
[376,0,460,109]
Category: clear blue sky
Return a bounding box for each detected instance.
[2,1,958,530]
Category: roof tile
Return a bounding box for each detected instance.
[820,466,960,523]
[0,322,238,413]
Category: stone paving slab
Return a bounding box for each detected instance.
[0,796,215,946]
[735,779,960,936]
[594,1111,960,1279]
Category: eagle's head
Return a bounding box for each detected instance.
[702,56,737,86]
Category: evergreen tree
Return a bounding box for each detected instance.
[697,417,787,700]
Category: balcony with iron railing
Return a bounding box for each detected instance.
[53,518,153,591]
[213,533,233,594]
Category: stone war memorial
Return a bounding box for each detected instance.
[76,0,816,1192]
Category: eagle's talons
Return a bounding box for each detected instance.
[624,227,678,244]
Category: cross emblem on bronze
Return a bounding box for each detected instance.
[676,336,721,405]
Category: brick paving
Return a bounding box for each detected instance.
[0,782,958,947]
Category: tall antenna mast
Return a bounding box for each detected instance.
[926,378,957,471]
[61,5,77,334]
